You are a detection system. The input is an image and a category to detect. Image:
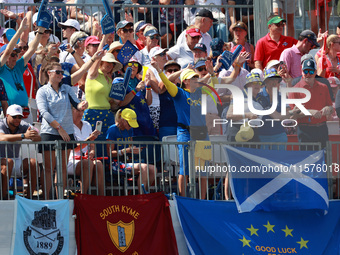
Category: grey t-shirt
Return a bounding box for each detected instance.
[0,118,30,158]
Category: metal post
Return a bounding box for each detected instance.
[55,140,64,199]
[188,140,196,198]
[253,0,273,44]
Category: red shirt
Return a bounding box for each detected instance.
[289,79,332,124]
[254,33,297,68]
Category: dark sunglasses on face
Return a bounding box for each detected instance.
[89,44,99,48]
[274,22,285,27]
[17,46,28,51]
[12,115,23,119]
[122,28,134,33]
[157,52,166,57]
[191,36,201,40]
[44,30,52,34]
[50,70,64,75]
[128,62,139,67]
[303,69,315,75]
[197,66,207,72]
[10,53,18,58]
[113,49,121,53]
[166,68,179,73]
[149,35,159,40]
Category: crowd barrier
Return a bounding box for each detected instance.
[1,1,340,45]
[2,138,340,201]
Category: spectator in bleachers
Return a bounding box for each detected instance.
[306,0,332,35]
[58,19,80,44]
[273,0,295,38]
[118,59,156,136]
[0,17,46,124]
[159,0,187,48]
[67,106,104,195]
[317,34,340,79]
[83,35,123,157]
[327,76,340,121]
[0,104,40,199]
[140,26,160,67]
[36,49,104,199]
[158,60,180,140]
[254,14,297,70]
[192,43,207,63]
[228,0,254,44]
[176,9,214,56]
[106,108,156,193]
[60,31,88,65]
[116,20,142,62]
[289,59,333,149]
[280,30,319,79]
[134,20,149,50]
[228,21,255,70]
[28,13,60,45]
[167,26,201,68]
[146,46,168,133]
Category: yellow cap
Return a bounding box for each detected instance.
[180,69,199,82]
[121,108,139,128]
[235,123,254,142]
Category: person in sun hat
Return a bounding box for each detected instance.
[151,58,210,199]
[83,35,123,157]
[226,72,262,142]
[255,68,291,149]
[289,59,333,149]
[106,108,156,193]
[254,14,297,70]
[140,26,160,66]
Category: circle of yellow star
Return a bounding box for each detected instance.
[282,225,293,237]
[239,236,251,248]
[297,237,309,249]
[247,225,259,236]
[263,221,275,233]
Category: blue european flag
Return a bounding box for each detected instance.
[174,196,340,255]
[12,196,69,255]
[117,40,138,66]
[224,146,329,213]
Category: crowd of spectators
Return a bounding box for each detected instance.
[0,0,339,200]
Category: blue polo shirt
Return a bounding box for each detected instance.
[0,57,28,107]
[106,124,133,150]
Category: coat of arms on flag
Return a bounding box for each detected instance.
[12,196,69,255]
[73,192,178,255]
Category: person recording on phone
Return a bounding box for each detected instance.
[279,30,319,79]
[67,107,104,195]
[106,108,156,193]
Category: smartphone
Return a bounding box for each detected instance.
[95,121,103,132]
[279,61,285,68]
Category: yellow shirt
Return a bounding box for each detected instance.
[85,70,112,109]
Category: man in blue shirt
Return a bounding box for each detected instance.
[0,16,46,124]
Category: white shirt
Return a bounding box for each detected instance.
[69,121,93,159]
[167,42,194,69]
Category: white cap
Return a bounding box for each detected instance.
[7,104,23,117]
[58,19,80,31]
[32,13,38,24]
[265,59,280,70]
[149,46,167,59]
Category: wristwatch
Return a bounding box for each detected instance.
[21,133,25,139]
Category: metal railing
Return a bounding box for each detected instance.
[1,1,339,46]
[1,138,338,201]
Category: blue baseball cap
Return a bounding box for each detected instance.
[116,20,133,30]
[0,44,20,56]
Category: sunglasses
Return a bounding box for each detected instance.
[122,28,134,33]
[12,115,23,119]
[44,30,52,34]
[274,22,285,27]
[89,44,99,47]
[303,69,315,75]
[17,46,28,51]
[15,82,24,91]
[49,70,64,75]
[149,35,159,40]
[128,62,139,67]
[197,66,207,72]
[113,49,120,53]
[191,36,201,40]
[10,53,18,58]
[157,52,166,57]
[166,68,179,73]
